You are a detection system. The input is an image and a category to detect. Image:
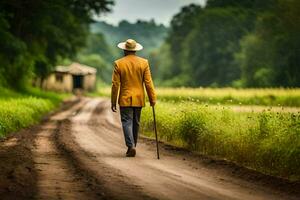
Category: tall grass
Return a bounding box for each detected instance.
[141,102,300,181]
[0,87,67,138]
[96,86,300,179]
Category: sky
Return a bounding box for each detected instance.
[97,0,206,26]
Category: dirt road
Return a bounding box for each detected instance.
[0,98,299,200]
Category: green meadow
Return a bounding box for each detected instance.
[140,100,300,181]
[0,87,67,138]
[97,87,300,107]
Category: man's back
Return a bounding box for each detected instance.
[111,38,156,157]
[111,54,156,107]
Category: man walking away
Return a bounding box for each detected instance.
[111,39,156,157]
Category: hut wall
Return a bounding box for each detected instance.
[64,74,73,91]
[83,74,96,91]
[43,73,73,92]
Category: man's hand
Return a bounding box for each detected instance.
[111,104,117,112]
[150,102,156,107]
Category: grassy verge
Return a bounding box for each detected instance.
[140,102,300,181]
[0,87,68,138]
[96,87,300,107]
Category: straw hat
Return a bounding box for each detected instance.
[117,39,143,51]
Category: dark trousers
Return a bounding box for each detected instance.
[120,107,142,148]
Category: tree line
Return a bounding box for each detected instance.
[71,20,167,83]
[0,0,113,89]
[150,0,300,87]
[1,0,298,89]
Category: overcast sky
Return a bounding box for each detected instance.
[97,0,206,26]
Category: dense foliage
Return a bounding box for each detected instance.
[141,102,300,181]
[151,0,300,87]
[91,20,168,56]
[74,20,168,83]
[62,32,116,83]
[0,0,113,89]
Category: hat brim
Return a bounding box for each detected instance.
[117,42,143,51]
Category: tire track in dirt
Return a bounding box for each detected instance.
[0,98,80,200]
[32,98,104,200]
[56,99,156,200]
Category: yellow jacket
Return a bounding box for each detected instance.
[111,55,156,107]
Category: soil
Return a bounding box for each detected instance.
[0,97,299,200]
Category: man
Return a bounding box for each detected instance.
[111,39,156,157]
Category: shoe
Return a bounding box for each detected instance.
[126,147,136,157]
[126,147,130,154]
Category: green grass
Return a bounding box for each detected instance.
[97,87,300,107]
[95,86,300,179]
[156,88,300,107]
[0,87,68,138]
[140,102,300,181]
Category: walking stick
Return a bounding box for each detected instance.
[152,106,160,159]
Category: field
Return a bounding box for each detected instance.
[97,87,300,107]
[96,87,300,180]
[0,87,67,138]
[141,102,300,181]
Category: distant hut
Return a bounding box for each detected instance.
[42,63,97,92]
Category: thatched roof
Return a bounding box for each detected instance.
[55,62,96,75]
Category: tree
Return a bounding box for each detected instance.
[154,0,299,87]
[167,4,202,81]
[76,32,116,83]
[236,34,276,87]
[89,19,169,84]
[91,19,168,58]
[0,0,113,89]
[184,7,252,86]
[238,0,300,87]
